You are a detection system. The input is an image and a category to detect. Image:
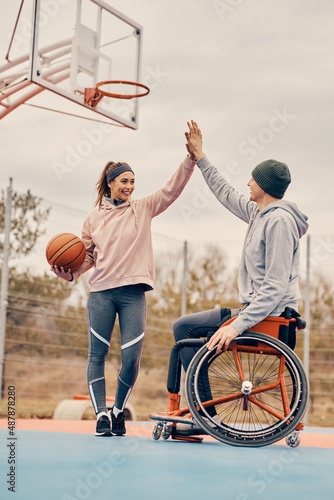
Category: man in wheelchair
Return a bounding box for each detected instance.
[172,121,309,435]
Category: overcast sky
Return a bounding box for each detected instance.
[1,0,334,275]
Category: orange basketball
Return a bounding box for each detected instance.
[46,233,86,272]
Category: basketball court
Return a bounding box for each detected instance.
[0,419,333,500]
[1,3,333,500]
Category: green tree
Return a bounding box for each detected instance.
[8,268,73,304]
[4,267,87,362]
[0,189,50,259]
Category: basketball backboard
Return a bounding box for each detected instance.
[29,0,144,128]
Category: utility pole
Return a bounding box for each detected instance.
[0,178,13,406]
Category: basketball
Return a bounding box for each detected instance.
[46,233,86,272]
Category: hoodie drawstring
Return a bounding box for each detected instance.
[130,200,138,231]
[103,201,107,230]
[102,197,138,231]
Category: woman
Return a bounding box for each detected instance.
[52,152,195,436]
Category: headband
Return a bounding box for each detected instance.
[107,165,134,184]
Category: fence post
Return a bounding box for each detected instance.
[181,241,188,317]
[180,241,188,406]
[303,234,311,425]
[0,178,13,407]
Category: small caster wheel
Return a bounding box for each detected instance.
[162,424,172,440]
[153,423,163,440]
[286,432,300,448]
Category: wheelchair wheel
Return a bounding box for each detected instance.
[185,332,309,447]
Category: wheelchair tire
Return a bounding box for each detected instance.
[185,332,309,447]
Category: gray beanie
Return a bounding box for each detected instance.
[252,159,291,199]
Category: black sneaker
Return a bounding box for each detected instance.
[109,407,126,436]
[95,415,112,437]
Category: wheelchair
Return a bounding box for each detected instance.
[149,309,309,448]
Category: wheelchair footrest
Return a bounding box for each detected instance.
[171,423,208,438]
[172,435,203,443]
[149,412,193,425]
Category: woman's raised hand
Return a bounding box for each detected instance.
[185,120,205,162]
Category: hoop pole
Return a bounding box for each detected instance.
[0,68,70,119]
[0,38,72,75]
[0,61,70,104]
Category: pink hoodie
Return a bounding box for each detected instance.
[81,157,195,292]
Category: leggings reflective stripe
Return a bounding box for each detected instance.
[86,285,146,414]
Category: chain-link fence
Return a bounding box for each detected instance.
[3,272,176,420]
[1,198,334,425]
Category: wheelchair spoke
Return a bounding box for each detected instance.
[186,333,308,446]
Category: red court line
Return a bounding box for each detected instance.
[0,419,152,437]
[1,419,334,448]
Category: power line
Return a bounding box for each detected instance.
[41,198,87,217]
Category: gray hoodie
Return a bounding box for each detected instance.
[197,156,309,334]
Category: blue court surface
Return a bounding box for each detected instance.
[1,424,334,500]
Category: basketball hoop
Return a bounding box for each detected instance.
[84,80,150,108]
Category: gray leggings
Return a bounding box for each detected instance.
[173,307,232,413]
[87,285,146,415]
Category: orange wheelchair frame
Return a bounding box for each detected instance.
[149,314,308,447]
